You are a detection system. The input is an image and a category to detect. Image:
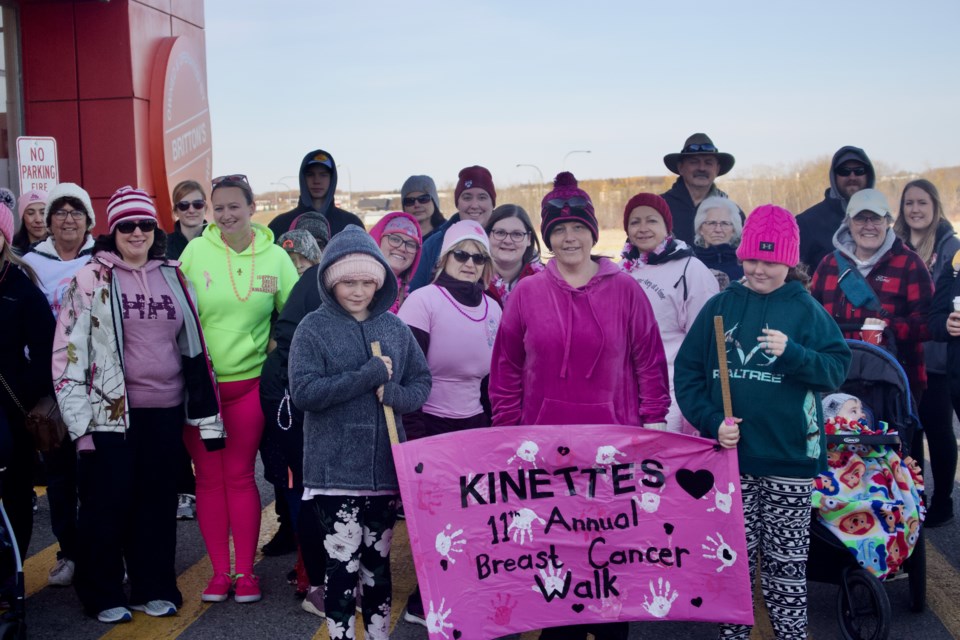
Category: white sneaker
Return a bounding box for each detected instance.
[177,494,196,520]
[130,600,177,617]
[97,607,132,623]
[48,558,75,587]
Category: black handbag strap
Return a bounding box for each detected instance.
[0,372,27,415]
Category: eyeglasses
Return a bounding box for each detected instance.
[490,229,530,242]
[850,213,886,228]
[702,221,733,229]
[450,249,489,266]
[175,199,206,212]
[115,220,157,234]
[212,174,250,187]
[384,233,418,252]
[835,166,867,177]
[402,194,432,207]
[52,209,86,220]
[683,143,717,153]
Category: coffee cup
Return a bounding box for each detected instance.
[860,324,883,345]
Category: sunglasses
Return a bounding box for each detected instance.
[115,220,157,234]
[683,143,717,153]
[384,233,419,252]
[212,174,250,187]
[835,166,867,177]
[546,197,590,210]
[175,199,206,212]
[450,249,489,266]
[402,194,432,207]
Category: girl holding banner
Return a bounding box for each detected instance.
[289,227,432,639]
[490,172,670,640]
[675,205,850,640]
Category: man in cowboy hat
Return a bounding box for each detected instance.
[661,133,740,244]
[796,145,875,271]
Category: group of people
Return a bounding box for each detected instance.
[0,134,958,640]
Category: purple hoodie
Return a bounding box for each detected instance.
[490,258,669,428]
[99,252,185,408]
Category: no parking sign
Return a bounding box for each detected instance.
[17,136,59,194]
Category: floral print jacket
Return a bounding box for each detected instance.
[52,255,224,443]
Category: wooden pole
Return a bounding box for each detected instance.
[713,316,734,419]
[371,341,400,445]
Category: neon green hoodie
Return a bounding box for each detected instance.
[179,223,298,382]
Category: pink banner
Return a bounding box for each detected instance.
[392,425,753,638]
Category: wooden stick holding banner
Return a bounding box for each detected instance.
[371,341,400,446]
[713,316,734,420]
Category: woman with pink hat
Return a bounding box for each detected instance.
[52,186,223,623]
[396,219,501,625]
[619,192,718,433]
[369,210,423,312]
[11,189,48,254]
[490,173,669,640]
[675,204,850,640]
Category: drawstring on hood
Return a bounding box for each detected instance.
[96,252,165,300]
[545,259,617,379]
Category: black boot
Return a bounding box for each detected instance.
[925,495,955,528]
[262,522,297,556]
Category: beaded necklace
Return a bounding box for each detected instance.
[436,284,489,322]
[223,231,255,302]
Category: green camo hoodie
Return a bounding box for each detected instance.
[675,280,851,478]
[179,223,298,381]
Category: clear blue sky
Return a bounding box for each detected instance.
[205,1,960,194]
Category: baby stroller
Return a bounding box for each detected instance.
[0,470,27,639]
[807,339,926,640]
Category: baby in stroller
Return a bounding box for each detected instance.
[812,393,924,580]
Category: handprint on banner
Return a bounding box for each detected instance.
[702,532,738,572]
[588,588,627,619]
[632,488,662,514]
[508,508,546,545]
[426,598,454,638]
[532,561,571,602]
[706,482,736,514]
[642,577,679,618]
[435,524,466,564]
[416,479,444,515]
[595,444,627,466]
[487,593,518,625]
[507,440,540,468]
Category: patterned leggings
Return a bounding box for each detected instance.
[301,494,398,640]
[719,474,812,640]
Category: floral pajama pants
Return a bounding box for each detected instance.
[301,494,398,640]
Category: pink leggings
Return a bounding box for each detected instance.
[184,378,263,576]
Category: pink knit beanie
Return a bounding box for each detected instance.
[0,203,12,245]
[322,252,386,290]
[439,220,490,259]
[736,204,800,267]
[106,186,157,233]
[18,189,47,218]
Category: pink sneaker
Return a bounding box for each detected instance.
[201,573,233,603]
[234,574,262,603]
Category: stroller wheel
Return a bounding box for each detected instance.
[907,528,926,612]
[837,566,891,640]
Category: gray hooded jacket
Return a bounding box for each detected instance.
[289,226,432,491]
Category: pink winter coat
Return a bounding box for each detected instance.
[490,258,670,428]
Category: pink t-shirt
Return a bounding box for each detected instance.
[398,284,501,418]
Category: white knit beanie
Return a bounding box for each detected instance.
[45,182,96,227]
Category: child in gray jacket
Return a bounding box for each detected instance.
[289,226,431,636]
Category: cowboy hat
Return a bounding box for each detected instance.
[663,133,735,176]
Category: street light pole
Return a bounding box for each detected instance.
[562,149,591,171]
[516,163,545,204]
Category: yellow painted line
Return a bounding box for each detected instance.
[748,565,776,640]
[99,502,280,640]
[922,543,960,637]
[24,542,60,597]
